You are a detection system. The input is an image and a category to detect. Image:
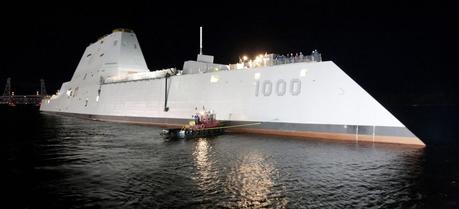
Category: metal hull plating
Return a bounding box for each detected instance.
[40,30,425,147]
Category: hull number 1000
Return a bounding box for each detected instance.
[255,79,301,97]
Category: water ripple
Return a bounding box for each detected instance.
[4,113,432,208]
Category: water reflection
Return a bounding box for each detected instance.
[226,151,288,208]
[192,138,218,193]
[6,112,436,208]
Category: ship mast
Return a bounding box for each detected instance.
[199,26,203,55]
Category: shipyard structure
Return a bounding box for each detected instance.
[40,28,425,147]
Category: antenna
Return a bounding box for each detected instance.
[3,77,11,96]
[199,26,203,55]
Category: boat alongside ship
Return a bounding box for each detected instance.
[40,28,425,147]
[161,111,224,139]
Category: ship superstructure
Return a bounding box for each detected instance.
[40,28,425,147]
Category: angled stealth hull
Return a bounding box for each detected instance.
[40,29,425,147]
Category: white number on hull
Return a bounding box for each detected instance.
[255,79,301,96]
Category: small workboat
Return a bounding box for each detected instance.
[161,111,225,139]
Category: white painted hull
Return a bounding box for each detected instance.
[40,29,425,147]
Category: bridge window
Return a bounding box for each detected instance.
[100,53,104,57]
[86,53,92,57]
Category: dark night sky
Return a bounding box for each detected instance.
[1,1,458,105]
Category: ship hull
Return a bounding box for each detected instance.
[40,30,425,147]
[41,111,424,147]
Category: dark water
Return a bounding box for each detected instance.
[2,106,459,208]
